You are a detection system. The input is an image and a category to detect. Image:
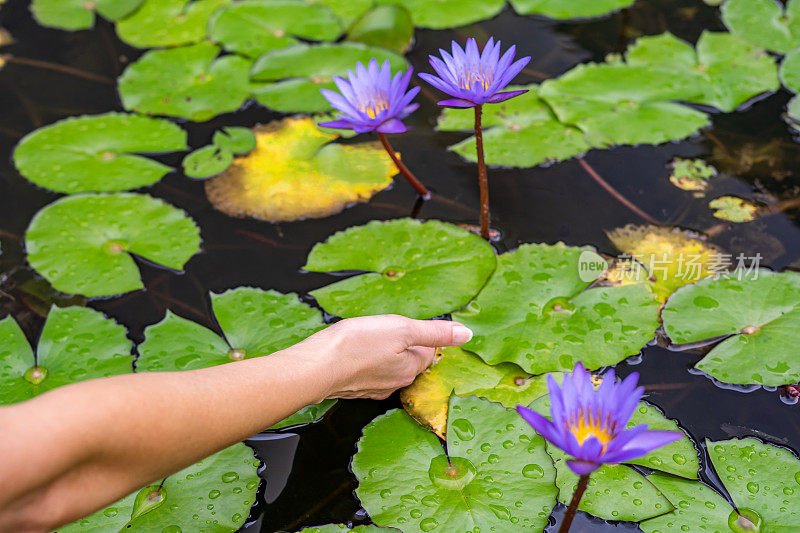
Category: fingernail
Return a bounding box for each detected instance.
[452,324,473,344]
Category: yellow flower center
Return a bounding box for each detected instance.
[460,67,494,91]
[361,92,390,119]
[569,410,614,449]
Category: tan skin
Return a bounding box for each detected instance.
[0,315,473,533]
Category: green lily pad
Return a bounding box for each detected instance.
[13,113,188,193]
[780,48,800,93]
[668,157,717,194]
[709,196,759,223]
[60,443,259,531]
[788,94,800,134]
[30,0,143,30]
[304,219,497,319]
[347,5,414,54]
[116,0,230,49]
[643,438,800,531]
[250,42,408,113]
[352,395,558,532]
[400,346,552,438]
[452,243,660,374]
[0,306,132,405]
[119,42,251,122]
[373,0,505,29]
[307,0,372,26]
[183,145,234,179]
[529,392,697,521]
[212,127,256,154]
[721,0,800,54]
[298,526,394,533]
[662,269,800,386]
[509,0,634,20]
[437,85,593,168]
[137,287,334,429]
[209,0,343,59]
[25,193,201,297]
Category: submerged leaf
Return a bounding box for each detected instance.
[352,395,557,531]
[61,443,259,531]
[210,0,343,58]
[509,0,634,20]
[31,0,143,30]
[119,41,251,122]
[662,269,800,386]
[373,0,505,29]
[137,287,334,429]
[25,193,201,297]
[14,113,187,193]
[304,219,497,319]
[709,196,759,222]
[452,243,659,374]
[116,0,229,48]
[400,346,551,438]
[204,117,394,222]
[251,42,407,113]
[0,307,132,405]
[607,225,722,302]
[668,157,717,194]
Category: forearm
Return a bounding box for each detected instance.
[0,346,332,531]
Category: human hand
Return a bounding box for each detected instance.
[291,315,473,400]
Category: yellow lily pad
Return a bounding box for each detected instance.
[400,346,551,438]
[708,196,759,223]
[204,116,395,222]
[607,224,722,302]
[668,157,717,195]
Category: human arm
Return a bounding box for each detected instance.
[0,315,473,532]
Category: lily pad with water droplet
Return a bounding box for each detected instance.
[709,196,759,222]
[607,224,722,302]
[662,269,800,386]
[0,306,132,405]
[137,287,334,429]
[436,85,593,168]
[304,219,497,319]
[509,0,634,20]
[639,473,735,532]
[204,117,395,221]
[529,392,697,521]
[60,443,259,531]
[209,0,343,59]
[13,113,188,193]
[352,394,557,531]
[250,42,407,113]
[30,0,143,30]
[119,41,251,122]
[25,193,201,297]
[116,0,230,49]
[372,0,505,29]
[668,157,717,194]
[721,0,800,54]
[451,242,659,374]
[401,346,552,438]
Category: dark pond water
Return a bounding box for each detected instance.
[0,0,799,531]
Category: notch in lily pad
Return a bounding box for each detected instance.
[0,306,132,405]
[304,219,497,319]
[352,394,558,531]
[182,127,257,180]
[13,113,188,194]
[137,287,335,429]
[25,193,201,297]
[60,443,260,531]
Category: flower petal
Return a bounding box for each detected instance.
[318,119,355,130]
[376,118,407,133]
[437,98,477,108]
[566,459,601,476]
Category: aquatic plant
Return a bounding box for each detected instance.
[319,58,429,196]
[420,37,530,238]
[517,364,682,531]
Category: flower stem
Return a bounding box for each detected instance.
[559,473,590,533]
[577,157,660,226]
[474,105,490,240]
[2,55,115,85]
[377,132,430,198]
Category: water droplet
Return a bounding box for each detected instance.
[420,518,438,531]
[488,488,503,499]
[488,504,510,520]
[221,472,239,483]
[746,482,759,494]
[673,453,686,465]
[161,526,181,533]
[103,507,118,518]
[208,490,221,499]
[480,443,491,452]
[380,489,391,499]
[522,464,544,479]
[451,419,476,441]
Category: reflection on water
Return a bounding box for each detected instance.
[0,0,798,530]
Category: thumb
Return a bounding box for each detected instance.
[403,319,473,348]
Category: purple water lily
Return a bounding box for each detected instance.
[419,37,531,108]
[319,59,429,197]
[319,58,420,134]
[517,363,681,475]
